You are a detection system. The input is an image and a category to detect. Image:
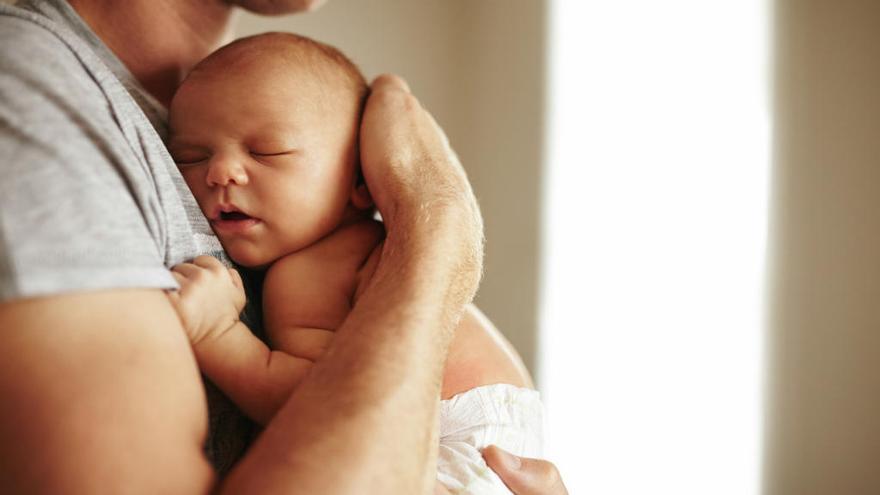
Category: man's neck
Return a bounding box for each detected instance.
[68,0,237,108]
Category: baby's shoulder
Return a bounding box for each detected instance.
[266,219,384,289]
[324,218,385,254]
[262,220,385,331]
[441,305,534,400]
[304,219,384,268]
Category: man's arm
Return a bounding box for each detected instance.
[0,290,215,494]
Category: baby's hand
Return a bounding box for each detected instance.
[167,255,246,345]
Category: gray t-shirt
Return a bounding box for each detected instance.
[0,0,255,475]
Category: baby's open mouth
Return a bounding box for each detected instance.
[211,207,260,235]
[220,211,252,221]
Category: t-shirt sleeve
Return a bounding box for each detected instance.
[0,16,176,300]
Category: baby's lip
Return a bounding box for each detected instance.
[209,204,261,235]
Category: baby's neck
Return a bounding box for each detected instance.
[338,205,377,229]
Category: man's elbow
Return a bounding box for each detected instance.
[0,439,218,492]
[1,444,217,495]
[141,453,217,495]
[0,290,221,494]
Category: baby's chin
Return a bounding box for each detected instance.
[220,242,277,271]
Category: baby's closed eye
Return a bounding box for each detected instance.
[247,136,300,158]
[168,145,210,165]
[249,148,296,157]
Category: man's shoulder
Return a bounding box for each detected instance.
[0,5,191,302]
[0,6,130,162]
[0,6,80,71]
[0,5,110,120]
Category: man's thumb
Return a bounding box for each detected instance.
[482,445,568,495]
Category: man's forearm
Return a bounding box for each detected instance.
[219,210,480,495]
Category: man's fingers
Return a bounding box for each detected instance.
[370,73,411,94]
[365,73,422,128]
[482,445,568,495]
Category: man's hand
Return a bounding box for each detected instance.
[359,75,484,300]
[167,255,246,345]
[483,445,569,495]
[359,74,472,224]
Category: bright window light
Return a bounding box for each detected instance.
[538,1,769,494]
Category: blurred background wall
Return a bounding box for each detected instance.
[236,0,548,374]
[8,0,880,492]
[765,1,880,494]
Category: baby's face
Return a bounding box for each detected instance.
[168,65,361,268]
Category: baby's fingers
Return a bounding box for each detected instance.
[192,255,225,272]
[165,286,180,303]
[170,271,187,286]
[172,262,204,280]
[228,268,243,289]
[164,281,182,311]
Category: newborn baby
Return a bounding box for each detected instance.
[167,32,542,493]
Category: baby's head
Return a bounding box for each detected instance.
[169,32,371,268]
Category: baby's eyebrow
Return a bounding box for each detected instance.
[166,139,206,150]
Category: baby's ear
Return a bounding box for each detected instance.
[350,176,373,210]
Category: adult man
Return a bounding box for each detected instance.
[0,0,566,493]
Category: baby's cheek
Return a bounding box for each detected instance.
[179,170,208,206]
[178,168,194,187]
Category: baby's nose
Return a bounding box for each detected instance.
[206,156,248,187]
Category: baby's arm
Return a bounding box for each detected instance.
[167,255,313,425]
[261,220,386,388]
[265,216,532,400]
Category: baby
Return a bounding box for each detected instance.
[166,32,542,493]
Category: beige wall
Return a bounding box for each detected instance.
[236,1,548,373]
[765,0,880,493]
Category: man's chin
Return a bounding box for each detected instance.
[231,0,327,15]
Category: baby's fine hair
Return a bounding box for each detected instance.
[183,31,369,113]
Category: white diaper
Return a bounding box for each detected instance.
[437,383,544,494]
